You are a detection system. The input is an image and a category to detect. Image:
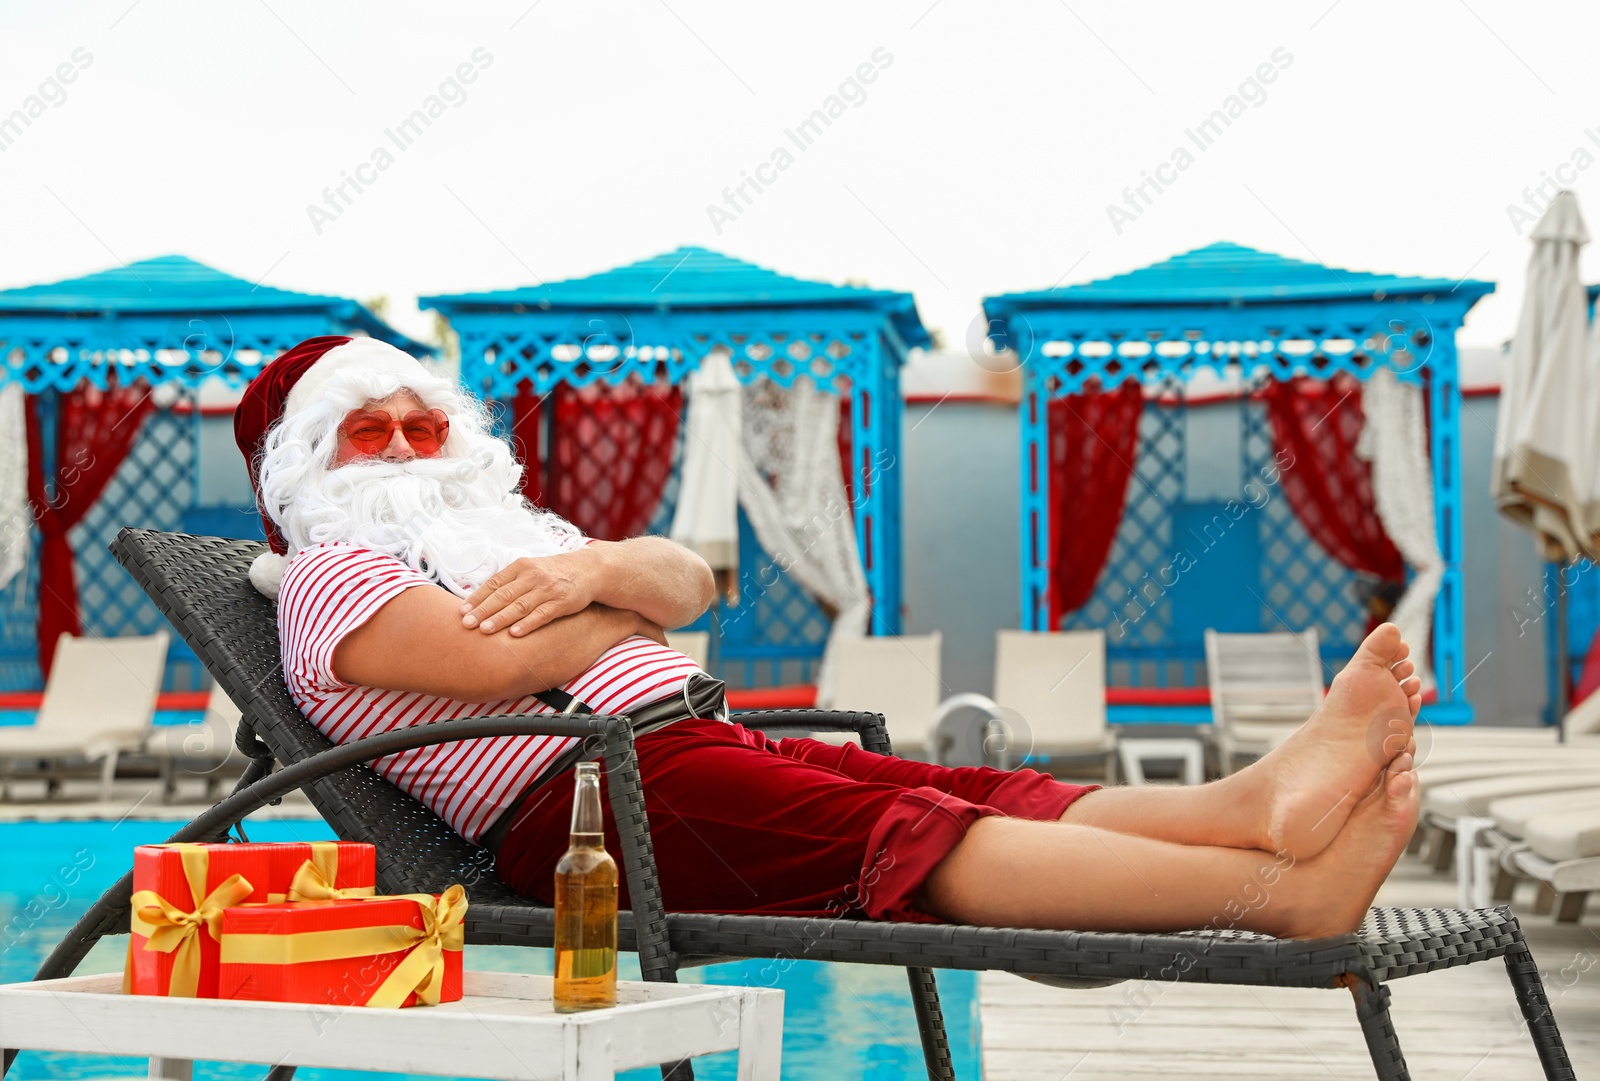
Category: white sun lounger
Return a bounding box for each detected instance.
[1419,725,1598,743]
[1427,751,1600,786]
[1465,789,1600,914]
[831,632,982,762]
[1501,806,1600,921]
[1423,771,1600,822]
[0,632,168,802]
[1415,732,1600,767]
[1204,628,1323,774]
[1525,806,1600,862]
[1469,788,1600,908]
[143,683,245,802]
[985,630,1116,782]
[1413,759,1600,879]
[1489,788,1600,839]
[1422,771,1600,906]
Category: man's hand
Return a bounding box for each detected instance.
[461,551,600,637]
[464,537,715,638]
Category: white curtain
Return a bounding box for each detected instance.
[736,377,869,705]
[669,350,743,575]
[0,384,29,592]
[1359,369,1443,691]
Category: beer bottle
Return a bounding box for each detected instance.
[553,762,618,1011]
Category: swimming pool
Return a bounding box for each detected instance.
[0,819,980,1080]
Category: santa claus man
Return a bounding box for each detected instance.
[236,334,1426,936]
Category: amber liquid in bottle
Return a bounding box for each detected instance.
[553,762,618,1012]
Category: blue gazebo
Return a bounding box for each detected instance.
[422,246,929,687]
[984,242,1494,723]
[0,255,424,690]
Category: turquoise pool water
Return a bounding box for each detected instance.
[0,820,980,1080]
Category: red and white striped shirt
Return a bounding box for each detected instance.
[277,541,703,843]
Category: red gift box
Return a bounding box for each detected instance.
[217,886,467,1008]
[266,841,376,902]
[127,843,276,998]
[126,840,377,998]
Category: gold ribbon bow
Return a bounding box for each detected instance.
[128,843,255,998]
[286,843,377,902]
[367,885,468,1008]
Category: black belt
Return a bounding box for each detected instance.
[478,672,727,854]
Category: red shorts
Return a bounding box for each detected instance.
[495,718,1097,923]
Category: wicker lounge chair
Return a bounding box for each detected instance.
[3,530,1576,1081]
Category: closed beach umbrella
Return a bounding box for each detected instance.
[1492,190,1596,563]
[670,349,744,597]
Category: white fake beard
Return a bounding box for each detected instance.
[282,454,578,598]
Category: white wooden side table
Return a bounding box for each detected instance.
[0,970,783,1081]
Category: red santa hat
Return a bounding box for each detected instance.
[234,335,435,597]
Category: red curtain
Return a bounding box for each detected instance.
[1048,380,1146,621]
[1574,629,1600,708]
[1259,374,1404,584]
[511,379,683,541]
[24,380,155,675]
[838,394,855,504]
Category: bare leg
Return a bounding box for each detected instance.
[1062,770,1268,849]
[1064,746,1417,850]
[919,769,1419,938]
[1064,624,1422,856]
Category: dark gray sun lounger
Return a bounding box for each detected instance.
[3,529,1573,1081]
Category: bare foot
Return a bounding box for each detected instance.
[1251,624,1422,861]
[1271,768,1421,939]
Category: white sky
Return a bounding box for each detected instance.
[2,0,1598,364]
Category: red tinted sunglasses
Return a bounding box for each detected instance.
[339,408,450,456]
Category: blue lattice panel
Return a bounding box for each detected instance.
[454,313,887,401]
[1061,398,1367,688]
[0,311,357,394]
[1001,301,1444,396]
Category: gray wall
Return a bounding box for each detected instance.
[901,401,1019,696]
[197,414,255,507]
[1459,394,1550,726]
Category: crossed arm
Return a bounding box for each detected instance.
[333,537,716,702]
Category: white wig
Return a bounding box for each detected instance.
[253,364,580,599]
